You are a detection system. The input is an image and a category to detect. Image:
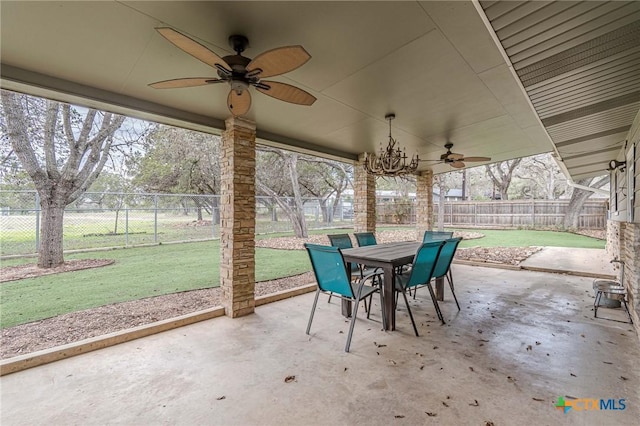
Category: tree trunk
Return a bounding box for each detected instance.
[286,154,308,238]
[38,198,65,268]
[562,177,609,230]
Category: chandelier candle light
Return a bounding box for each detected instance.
[363,114,419,176]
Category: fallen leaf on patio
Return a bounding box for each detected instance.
[338,331,344,334]
[526,345,532,351]
[344,367,348,372]
[420,365,425,370]
[507,376,516,382]
[216,396,226,400]
[490,367,497,372]
[485,422,495,426]
[580,334,585,338]
[532,398,544,402]
[607,341,617,345]
[416,352,424,357]
[603,361,613,365]
[425,412,437,417]
[433,346,439,350]
[620,376,628,381]
[388,359,397,365]
[535,341,541,345]
[570,373,576,377]
[469,400,479,407]
[374,342,387,348]
[442,402,449,407]
[469,367,474,372]
[284,375,296,383]
[377,352,380,356]
[479,339,490,342]
[394,415,405,419]
[477,329,483,334]
[479,343,484,347]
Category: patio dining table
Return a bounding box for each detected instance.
[342,241,423,331]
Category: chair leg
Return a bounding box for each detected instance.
[446,272,460,311]
[622,299,633,324]
[426,282,445,324]
[401,289,419,337]
[306,289,321,334]
[327,294,332,304]
[594,290,602,318]
[345,286,365,353]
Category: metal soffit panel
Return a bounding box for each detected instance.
[480,0,640,179]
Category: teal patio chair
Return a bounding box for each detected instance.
[326,234,381,306]
[422,230,454,242]
[413,238,462,311]
[304,243,381,352]
[354,232,377,247]
[394,241,446,336]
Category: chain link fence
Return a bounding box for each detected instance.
[1,190,606,257]
[0,191,355,256]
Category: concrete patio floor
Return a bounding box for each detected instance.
[1,264,638,425]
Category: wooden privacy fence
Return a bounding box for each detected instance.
[377,199,607,229]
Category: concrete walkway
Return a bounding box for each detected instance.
[521,247,616,279]
[1,264,638,425]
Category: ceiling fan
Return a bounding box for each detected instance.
[423,143,491,169]
[149,28,317,116]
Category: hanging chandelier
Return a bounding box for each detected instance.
[363,113,419,176]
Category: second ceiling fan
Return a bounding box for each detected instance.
[425,143,492,169]
[149,28,316,116]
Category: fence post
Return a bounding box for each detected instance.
[474,202,477,226]
[125,207,129,246]
[531,199,535,227]
[34,192,40,252]
[154,194,158,243]
[212,207,216,238]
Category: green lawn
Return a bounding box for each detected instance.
[454,228,605,249]
[0,241,310,328]
[0,228,604,328]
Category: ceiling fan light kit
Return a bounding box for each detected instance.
[149,28,316,116]
[363,114,420,177]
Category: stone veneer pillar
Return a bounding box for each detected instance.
[416,170,434,240]
[606,220,640,332]
[353,154,376,233]
[622,223,640,329]
[220,117,256,318]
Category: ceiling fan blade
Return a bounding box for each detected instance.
[447,153,464,161]
[227,89,251,116]
[149,78,224,89]
[156,27,231,74]
[257,81,316,105]
[246,46,311,78]
[461,156,492,162]
[451,161,465,169]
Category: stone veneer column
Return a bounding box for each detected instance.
[622,223,640,330]
[416,170,434,240]
[353,154,376,232]
[220,117,256,318]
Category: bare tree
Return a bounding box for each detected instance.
[485,159,522,200]
[514,154,567,199]
[562,176,609,230]
[256,148,308,237]
[1,90,129,268]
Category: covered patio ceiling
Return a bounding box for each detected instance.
[1,1,639,179]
